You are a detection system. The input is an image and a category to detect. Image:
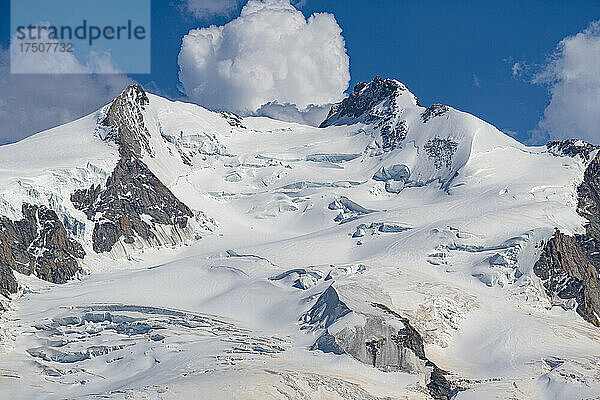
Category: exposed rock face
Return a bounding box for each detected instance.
[0,264,18,300]
[71,155,193,254]
[220,111,246,129]
[576,149,600,242]
[534,231,600,326]
[72,85,201,255]
[547,139,596,162]
[303,285,454,400]
[421,104,449,123]
[302,286,351,329]
[0,204,85,298]
[102,84,152,157]
[534,143,600,326]
[424,138,458,170]
[320,76,415,151]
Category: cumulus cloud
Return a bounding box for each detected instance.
[0,47,132,144]
[534,21,600,144]
[254,101,331,126]
[181,0,307,19]
[178,0,350,114]
[183,0,241,19]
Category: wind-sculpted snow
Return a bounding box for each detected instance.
[19,303,287,394]
[302,285,455,399]
[372,164,410,193]
[328,196,375,223]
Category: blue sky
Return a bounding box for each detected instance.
[1,0,600,144]
[309,0,600,142]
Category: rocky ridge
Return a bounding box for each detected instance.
[71,155,195,254]
[72,85,208,255]
[1,84,213,305]
[0,204,85,304]
[533,141,600,326]
[320,76,417,151]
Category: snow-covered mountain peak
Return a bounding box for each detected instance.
[4,79,600,399]
[320,76,419,128]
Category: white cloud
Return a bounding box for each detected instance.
[511,62,523,77]
[178,0,350,114]
[534,20,600,144]
[0,47,132,144]
[472,74,481,88]
[11,47,122,74]
[254,101,331,126]
[183,0,241,19]
[9,23,123,75]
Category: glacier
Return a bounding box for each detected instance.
[0,78,599,399]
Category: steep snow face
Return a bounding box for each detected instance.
[71,86,216,258]
[0,111,118,244]
[321,76,520,190]
[137,93,238,187]
[1,79,600,399]
[0,85,221,266]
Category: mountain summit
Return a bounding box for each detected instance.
[321,76,420,150]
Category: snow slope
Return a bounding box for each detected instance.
[0,80,599,399]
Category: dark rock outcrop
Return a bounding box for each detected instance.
[220,111,246,129]
[320,76,413,150]
[71,155,193,254]
[0,264,18,300]
[547,140,596,162]
[302,286,455,400]
[534,142,600,326]
[534,231,600,326]
[421,104,449,123]
[320,76,404,126]
[0,204,85,298]
[102,84,152,157]
[72,85,198,254]
[302,285,351,329]
[424,138,458,170]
